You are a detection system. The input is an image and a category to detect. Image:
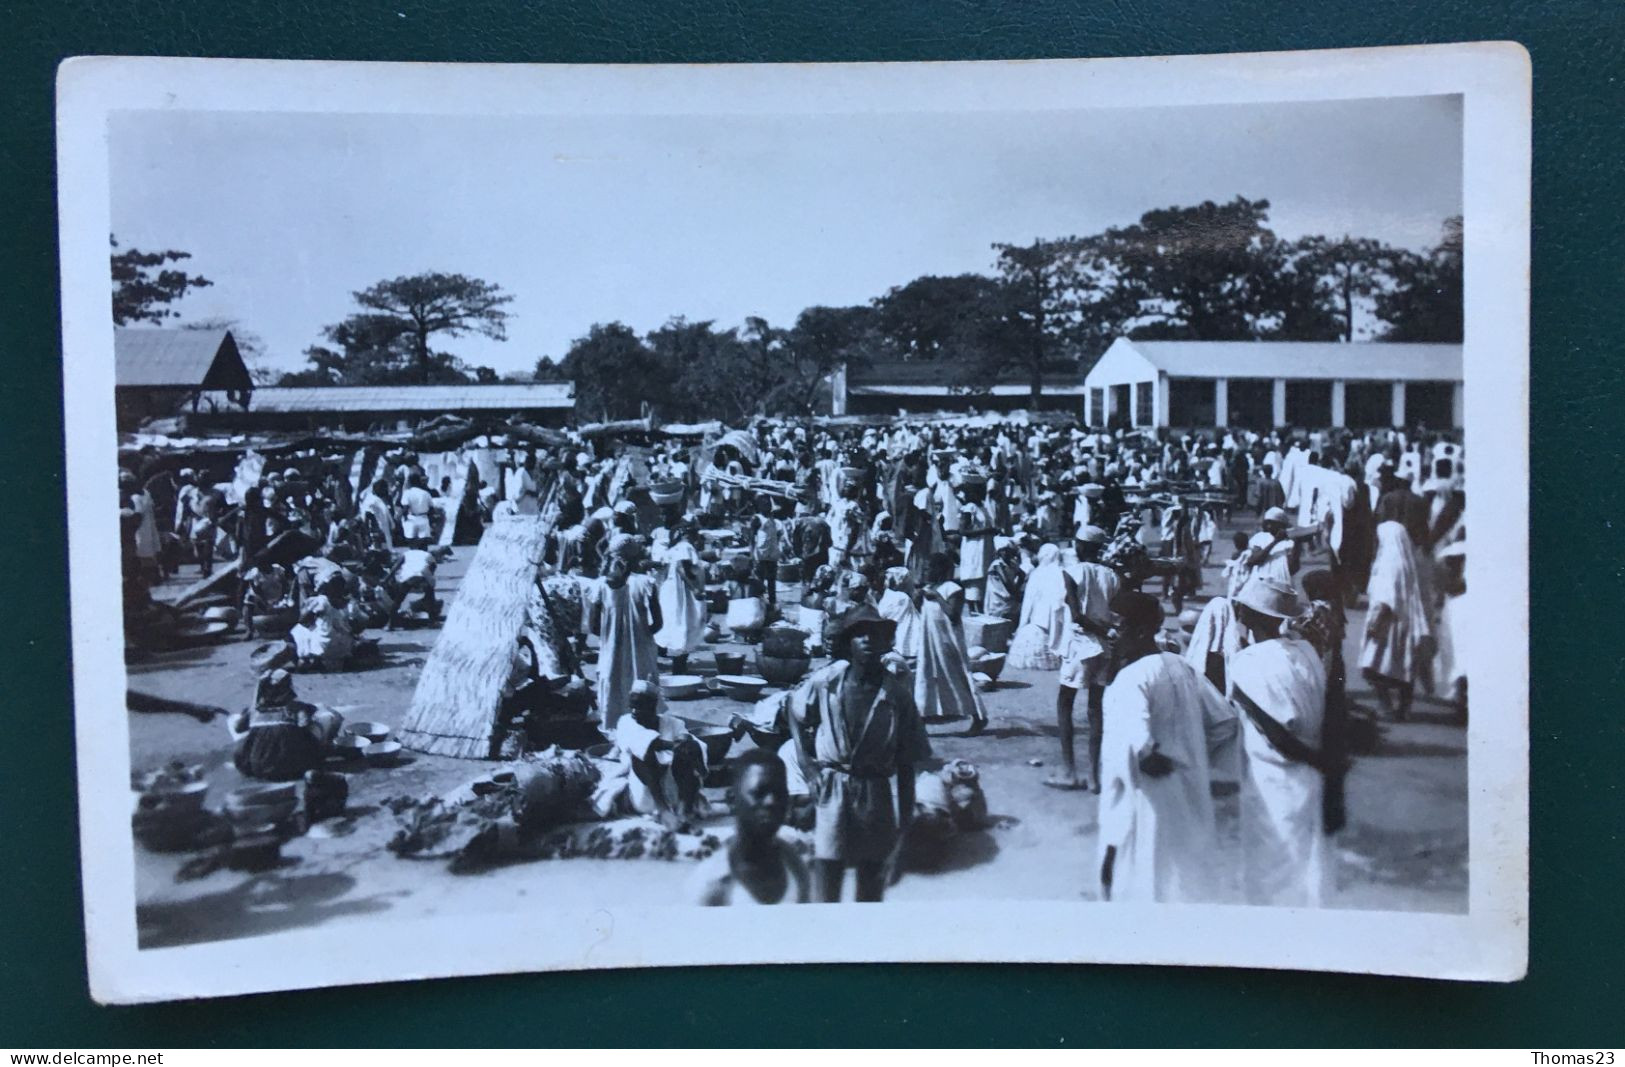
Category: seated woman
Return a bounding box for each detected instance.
[688,748,811,905]
[590,680,709,829]
[229,669,344,781]
[288,575,358,671]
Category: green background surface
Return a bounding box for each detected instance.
[2,0,1618,1048]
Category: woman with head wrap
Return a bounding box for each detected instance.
[914,553,989,736]
[653,524,706,674]
[1007,543,1070,671]
[877,566,923,661]
[982,536,1025,623]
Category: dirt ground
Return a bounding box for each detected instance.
[127,519,1468,949]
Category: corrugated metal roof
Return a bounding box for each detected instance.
[850,359,1080,388]
[1120,340,1462,381]
[249,383,575,414]
[115,327,245,388]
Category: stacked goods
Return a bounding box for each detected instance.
[399,514,554,759]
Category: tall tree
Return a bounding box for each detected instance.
[557,322,665,421]
[1095,197,1281,340]
[775,305,884,415]
[348,273,514,384]
[1376,216,1463,342]
[1287,234,1400,341]
[980,239,1089,407]
[110,236,213,325]
[870,274,1006,362]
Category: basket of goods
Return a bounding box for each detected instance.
[713,651,747,675]
[649,480,686,506]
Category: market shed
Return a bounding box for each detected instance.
[195,382,577,433]
[832,359,1085,416]
[114,327,254,429]
[1082,337,1464,431]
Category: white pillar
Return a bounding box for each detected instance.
[1451,381,1464,428]
[831,363,848,416]
[1213,377,1229,427]
[1390,381,1406,428]
[1330,379,1347,428]
[1155,374,1170,428]
[1271,378,1288,428]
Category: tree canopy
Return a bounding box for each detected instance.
[281,272,511,386]
[110,237,213,325]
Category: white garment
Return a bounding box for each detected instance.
[1007,545,1069,670]
[1360,521,1434,685]
[1183,596,1246,690]
[1231,637,1329,907]
[653,539,706,654]
[1246,531,1295,588]
[914,581,985,723]
[1097,652,1239,904]
[360,492,394,549]
[877,587,923,660]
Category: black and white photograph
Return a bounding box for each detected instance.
[56,45,1530,1001]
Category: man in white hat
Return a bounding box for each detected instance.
[1045,524,1120,792]
[1241,506,1300,589]
[1097,590,1239,904]
[1228,574,1337,907]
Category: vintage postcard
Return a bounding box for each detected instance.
[56,44,1529,1003]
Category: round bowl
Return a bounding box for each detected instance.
[584,742,614,760]
[331,734,372,761]
[363,740,404,766]
[715,674,768,702]
[712,651,747,676]
[344,721,391,743]
[683,722,736,765]
[971,652,1006,681]
[660,674,707,700]
[225,797,299,826]
[136,779,209,815]
[226,782,298,807]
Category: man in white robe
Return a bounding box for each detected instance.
[1097,591,1240,904]
[1228,576,1335,907]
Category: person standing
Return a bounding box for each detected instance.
[956,474,995,598]
[1046,525,1120,792]
[750,497,783,608]
[1096,591,1239,904]
[1228,576,1336,908]
[915,552,989,737]
[652,524,706,675]
[586,552,663,729]
[785,605,930,903]
[1359,521,1436,720]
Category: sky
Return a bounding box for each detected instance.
[108,94,1462,377]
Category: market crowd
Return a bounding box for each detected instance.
[118,413,1467,907]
